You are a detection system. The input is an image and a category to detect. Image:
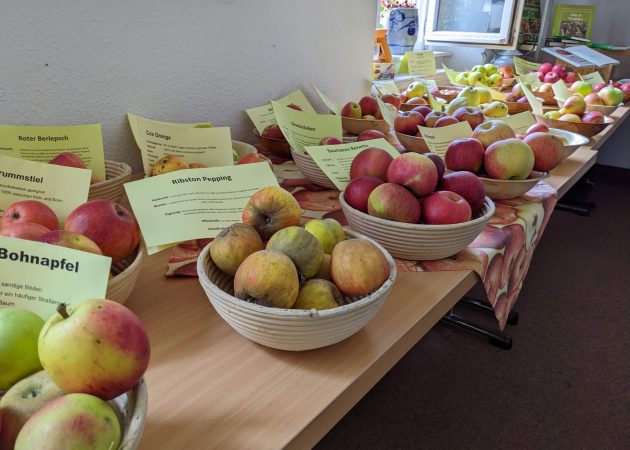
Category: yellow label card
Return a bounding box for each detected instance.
[426,91,443,111]
[312,85,343,115]
[127,113,234,175]
[304,139,400,191]
[245,90,317,134]
[513,57,540,76]
[519,81,544,116]
[372,80,400,96]
[0,124,106,181]
[0,156,91,221]
[501,112,537,134]
[376,97,399,129]
[580,71,605,86]
[271,101,342,154]
[372,63,397,80]
[418,121,473,158]
[516,73,542,89]
[552,80,571,101]
[0,236,111,318]
[442,63,460,84]
[413,77,438,90]
[124,163,279,254]
[402,51,437,76]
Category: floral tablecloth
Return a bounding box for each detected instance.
[165,153,557,331]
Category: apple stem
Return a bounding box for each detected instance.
[57,303,69,319]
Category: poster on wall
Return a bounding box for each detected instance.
[551,4,596,40]
[518,0,541,45]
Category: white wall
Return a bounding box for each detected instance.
[1,1,376,170]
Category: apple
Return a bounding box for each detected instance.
[150,154,189,176]
[455,72,469,86]
[37,230,103,255]
[564,72,577,84]
[344,176,384,213]
[286,103,303,111]
[515,134,525,140]
[394,111,424,135]
[444,137,485,173]
[544,72,560,84]
[582,111,605,124]
[189,162,207,169]
[405,81,427,99]
[544,110,563,120]
[552,64,567,79]
[484,138,535,180]
[49,151,87,169]
[525,123,549,135]
[412,105,433,117]
[537,83,554,94]
[559,113,582,123]
[266,226,324,279]
[261,124,285,141]
[536,71,545,82]
[2,200,59,231]
[357,129,387,142]
[517,96,530,104]
[441,171,486,213]
[367,183,421,223]
[472,120,516,149]
[38,300,150,400]
[598,86,624,106]
[210,223,264,276]
[457,87,481,107]
[562,95,587,116]
[619,82,630,94]
[319,136,343,145]
[358,96,378,116]
[482,101,508,119]
[293,279,342,310]
[424,111,446,128]
[584,93,604,106]
[484,63,498,75]
[538,62,553,75]
[381,93,402,110]
[0,370,64,449]
[330,239,390,297]
[340,102,362,119]
[0,222,50,241]
[523,132,564,172]
[349,147,394,181]
[498,65,514,78]
[487,73,503,87]
[504,93,518,102]
[569,81,593,97]
[592,82,607,93]
[241,186,302,241]
[64,200,140,263]
[14,393,121,450]
[452,106,485,131]
[304,218,345,254]
[0,308,44,391]
[386,153,438,197]
[237,153,273,167]
[467,72,485,87]
[425,153,445,185]
[405,96,428,105]
[421,191,472,225]
[434,116,459,128]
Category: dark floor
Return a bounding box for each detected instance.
[316,164,630,450]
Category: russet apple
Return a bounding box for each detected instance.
[484,138,535,180]
[49,151,87,169]
[367,183,421,223]
[2,200,59,231]
[293,279,343,310]
[349,147,394,181]
[598,86,624,106]
[0,222,50,241]
[452,106,485,130]
[424,153,445,184]
[0,308,44,391]
[434,116,459,127]
[340,102,362,119]
[330,239,390,297]
[241,186,302,241]
[234,249,299,308]
[421,191,472,225]
[358,96,378,116]
[261,124,285,141]
[37,230,103,255]
[150,155,189,176]
[210,223,264,276]
[472,120,516,149]
[386,153,438,197]
[394,111,424,135]
[523,132,564,172]
[266,226,324,279]
[64,200,140,263]
[304,218,345,254]
[582,111,605,124]
[344,176,384,213]
[357,129,387,142]
[444,137,485,173]
[440,171,486,213]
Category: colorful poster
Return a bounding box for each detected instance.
[372,63,397,80]
[552,5,596,40]
[519,0,542,45]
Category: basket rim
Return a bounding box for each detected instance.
[548,128,590,147]
[252,128,289,144]
[90,160,132,187]
[395,130,426,142]
[108,244,147,286]
[339,192,496,231]
[196,228,397,319]
[341,116,389,126]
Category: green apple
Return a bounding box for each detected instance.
[0,370,64,449]
[405,81,427,99]
[38,300,150,401]
[476,87,492,104]
[293,279,343,311]
[484,138,535,180]
[304,218,345,254]
[0,308,44,391]
[455,72,469,86]
[487,73,503,87]
[471,65,487,76]
[544,110,563,120]
[482,101,509,118]
[467,72,485,86]
[14,393,121,450]
[457,86,482,107]
[484,63,498,75]
[569,81,593,97]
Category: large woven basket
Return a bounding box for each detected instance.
[88,160,132,202]
[478,171,548,200]
[340,193,495,261]
[290,148,338,189]
[112,379,148,450]
[107,246,146,305]
[253,128,292,158]
[197,229,397,351]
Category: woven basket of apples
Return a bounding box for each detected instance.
[556,80,626,115]
[340,95,391,135]
[0,198,145,305]
[254,125,292,158]
[338,147,495,260]
[0,301,150,449]
[197,186,397,351]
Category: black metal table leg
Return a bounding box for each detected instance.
[461,297,519,326]
[441,310,513,350]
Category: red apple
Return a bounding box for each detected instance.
[424,153,445,185]
[340,102,362,119]
[525,123,549,135]
[319,136,343,145]
[444,138,485,173]
[49,152,87,169]
[619,82,630,94]
[452,106,485,130]
[367,183,421,223]
[237,153,273,167]
[424,111,447,128]
[357,130,387,142]
[484,138,535,180]
[386,153,438,197]
[405,96,428,105]
[581,111,605,124]
[421,191,472,225]
[286,103,302,111]
[349,147,394,181]
[381,94,401,110]
[358,96,378,116]
[552,64,566,79]
[584,93,604,106]
[472,120,516,149]
[536,71,545,82]
[564,72,577,84]
[598,86,624,106]
[538,62,553,75]
[37,230,103,255]
[261,124,285,141]
[504,93,518,102]
[0,222,50,241]
[544,72,560,84]
[412,105,433,117]
[440,171,486,213]
[394,111,424,135]
[498,65,514,79]
[64,200,140,263]
[344,176,385,213]
[523,132,564,172]
[2,200,58,231]
[434,116,459,128]
[517,96,530,104]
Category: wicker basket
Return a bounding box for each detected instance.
[342,116,390,135]
[290,148,338,190]
[340,193,495,261]
[196,229,397,351]
[112,379,148,450]
[88,160,132,202]
[395,131,430,153]
[107,245,146,305]
[478,171,548,200]
[548,128,589,159]
[535,114,613,138]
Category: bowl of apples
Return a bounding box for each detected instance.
[340,96,392,135]
[253,126,292,158]
[547,128,589,159]
[535,110,614,138]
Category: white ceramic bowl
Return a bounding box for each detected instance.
[340,193,495,261]
[197,229,397,351]
[548,128,589,159]
[478,171,548,200]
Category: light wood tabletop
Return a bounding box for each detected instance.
[124,108,627,449]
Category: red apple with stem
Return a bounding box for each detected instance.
[367,183,421,223]
[441,171,486,213]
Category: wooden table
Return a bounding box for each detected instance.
[125,110,627,449]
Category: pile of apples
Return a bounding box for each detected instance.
[452,63,507,88]
[0,300,150,448]
[394,103,487,140]
[343,146,486,225]
[150,151,271,176]
[340,95,386,120]
[445,120,565,178]
[541,80,622,124]
[209,186,391,310]
[528,62,577,85]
